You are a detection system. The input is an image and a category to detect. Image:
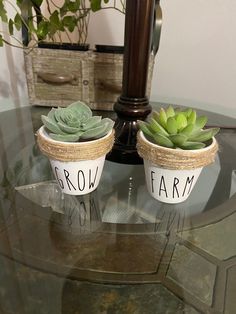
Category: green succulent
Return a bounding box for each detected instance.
[138,106,220,150]
[41,101,114,142]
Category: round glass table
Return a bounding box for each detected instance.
[0,104,235,314]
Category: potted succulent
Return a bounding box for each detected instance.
[137,106,220,204]
[37,101,114,195]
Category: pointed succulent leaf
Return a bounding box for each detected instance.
[80,123,109,140]
[194,115,208,131]
[82,116,102,131]
[41,115,65,135]
[49,132,82,142]
[47,108,57,122]
[152,111,160,122]
[138,121,154,137]
[176,113,187,130]
[166,117,178,134]
[166,105,175,118]
[180,123,194,136]
[101,118,115,132]
[182,108,192,118]
[149,118,169,136]
[188,110,197,125]
[68,101,92,122]
[152,133,174,148]
[179,141,206,150]
[57,122,80,134]
[189,128,219,142]
[169,134,188,146]
[158,108,168,128]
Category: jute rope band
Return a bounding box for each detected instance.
[137,131,219,170]
[37,126,115,161]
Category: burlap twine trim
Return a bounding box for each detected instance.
[37,127,115,161]
[137,131,218,170]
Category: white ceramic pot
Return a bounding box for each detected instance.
[143,160,203,203]
[137,131,218,204]
[37,126,114,196]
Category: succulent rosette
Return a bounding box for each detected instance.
[41,101,114,142]
[138,106,220,150]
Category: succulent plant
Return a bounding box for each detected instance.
[138,106,220,150]
[41,101,114,142]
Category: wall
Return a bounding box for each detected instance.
[0,0,235,117]
[0,18,28,110]
[152,0,236,117]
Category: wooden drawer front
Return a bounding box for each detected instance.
[25,49,91,107]
[25,49,155,110]
[91,59,123,110]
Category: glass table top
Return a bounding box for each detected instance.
[0,104,235,313]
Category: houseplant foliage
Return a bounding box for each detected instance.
[37,101,115,196]
[138,106,219,150]
[0,0,125,48]
[137,106,220,204]
[41,101,114,142]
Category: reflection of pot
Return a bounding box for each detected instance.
[49,191,102,251]
[37,127,114,195]
[137,131,218,204]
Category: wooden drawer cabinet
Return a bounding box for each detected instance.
[25,48,154,110]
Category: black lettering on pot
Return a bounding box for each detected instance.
[78,170,86,191]
[64,169,76,191]
[173,177,180,198]
[182,176,195,196]
[151,171,155,193]
[159,175,168,198]
[55,167,64,189]
[89,167,98,189]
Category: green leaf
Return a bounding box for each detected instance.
[152,133,174,148]
[180,141,206,150]
[41,115,65,135]
[90,0,102,12]
[62,16,77,32]
[182,108,192,118]
[188,110,197,125]
[57,122,80,134]
[67,0,81,12]
[180,123,194,136]
[138,121,154,137]
[149,118,169,136]
[82,116,102,131]
[14,13,22,31]
[166,117,178,134]
[166,105,175,118]
[36,21,49,40]
[169,134,187,146]
[68,101,92,121]
[189,128,219,142]
[31,0,43,6]
[49,132,82,142]
[0,2,8,23]
[0,35,3,47]
[194,115,208,131]
[8,19,14,35]
[158,108,167,128]
[80,122,108,140]
[175,113,187,130]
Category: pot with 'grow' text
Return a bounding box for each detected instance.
[37,101,114,195]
